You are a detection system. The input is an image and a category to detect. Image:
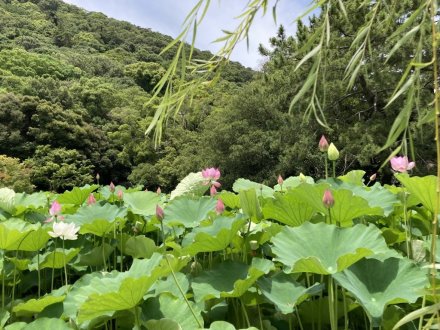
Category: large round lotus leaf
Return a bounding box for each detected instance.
[31,248,80,270]
[0,219,49,251]
[232,178,274,198]
[218,191,240,209]
[124,235,156,259]
[239,189,263,221]
[273,175,314,191]
[143,294,203,330]
[338,170,366,185]
[77,243,114,267]
[396,174,437,213]
[0,187,15,214]
[333,257,428,326]
[57,185,98,206]
[197,321,259,330]
[13,295,65,317]
[21,317,72,329]
[164,197,217,228]
[170,171,209,200]
[154,272,189,298]
[192,258,273,301]
[145,318,182,330]
[181,215,246,255]
[65,203,127,236]
[263,191,316,226]
[271,222,398,274]
[257,272,323,314]
[123,191,161,216]
[14,192,47,215]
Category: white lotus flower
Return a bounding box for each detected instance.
[48,222,80,240]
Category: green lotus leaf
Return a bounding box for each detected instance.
[14,192,47,215]
[154,272,189,298]
[32,248,80,270]
[7,257,30,271]
[164,197,217,228]
[77,243,114,267]
[396,174,437,213]
[13,295,65,317]
[239,189,263,222]
[0,187,15,214]
[65,203,127,236]
[20,317,72,329]
[123,191,161,216]
[273,175,314,191]
[197,321,259,330]
[271,222,398,274]
[0,310,9,328]
[232,178,274,198]
[142,293,203,330]
[57,185,98,206]
[145,318,182,330]
[181,215,246,255]
[333,257,428,326]
[263,191,316,226]
[218,191,240,209]
[5,322,27,330]
[170,172,208,200]
[338,170,366,185]
[124,235,157,259]
[192,258,273,301]
[0,219,49,251]
[257,272,323,314]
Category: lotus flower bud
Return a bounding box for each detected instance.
[156,187,161,195]
[299,173,306,182]
[277,175,284,186]
[156,205,164,221]
[215,198,225,214]
[117,190,123,200]
[369,173,377,181]
[319,135,329,152]
[210,185,217,197]
[322,189,335,208]
[96,173,100,181]
[327,143,339,161]
[86,193,96,205]
[109,182,115,193]
[249,240,259,251]
[49,201,61,216]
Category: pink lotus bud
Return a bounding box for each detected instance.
[319,135,329,152]
[96,173,100,181]
[109,182,115,193]
[215,198,225,214]
[117,190,123,200]
[86,194,96,205]
[212,181,221,188]
[322,189,334,208]
[369,173,377,181]
[202,167,221,181]
[277,175,284,186]
[156,187,161,195]
[210,185,217,197]
[156,205,164,221]
[49,201,61,216]
[390,156,415,173]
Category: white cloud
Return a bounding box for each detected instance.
[62,0,310,69]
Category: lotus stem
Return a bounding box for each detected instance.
[1,261,5,309]
[332,160,336,178]
[240,298,251,328]
[37,251,41,297]
[342,287,349,330]
[51,238,57,291]
[296,307,304,330]
[324,156,328,179]
[62,239,68,287]
[164,254,203,328]
[328,276,337,330]
[102,236,107,271]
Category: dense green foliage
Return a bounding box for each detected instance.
[0,0,436,194]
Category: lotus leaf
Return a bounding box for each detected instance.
[154,272,189,298]
[14,192,46,215]
[32,248,80,270]
[218,191,240,209]
[124,235,156,259]
[338,170,366,185]
[263,191,316,226]
[239,189,263,221]
[192,258,273,301]
[198,321,259,329]
[271,222,397,274]
[13,295,65,316]
[65,203,127,236]
[333,257,428,326]
[164,197,217,228]
[57,185,98,206]
[123,191,161,216]
[145,318,182,330]
[396,174,437,213]
[181,215,246,255]
[77,243,114,266]
[232,178,274,198]
[0,219,49,251]
[0,187,15,214]
[257,272,323,314]
[273,175,314,191]
[20,317,72,329]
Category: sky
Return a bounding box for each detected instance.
[62,0,310,69]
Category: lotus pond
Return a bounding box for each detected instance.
[0,169,438,329]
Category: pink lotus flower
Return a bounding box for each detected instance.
[109,182,115,193]
[49,201,61,216]
[390,156,415,173]
[322,189,335,208]
[86,194,96,205]
[277,175,284,186]
[156,205,164,221]
[319,135,329,152]
[156,187,161,195]
[215,198,225,215]
[202,168,221,181]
